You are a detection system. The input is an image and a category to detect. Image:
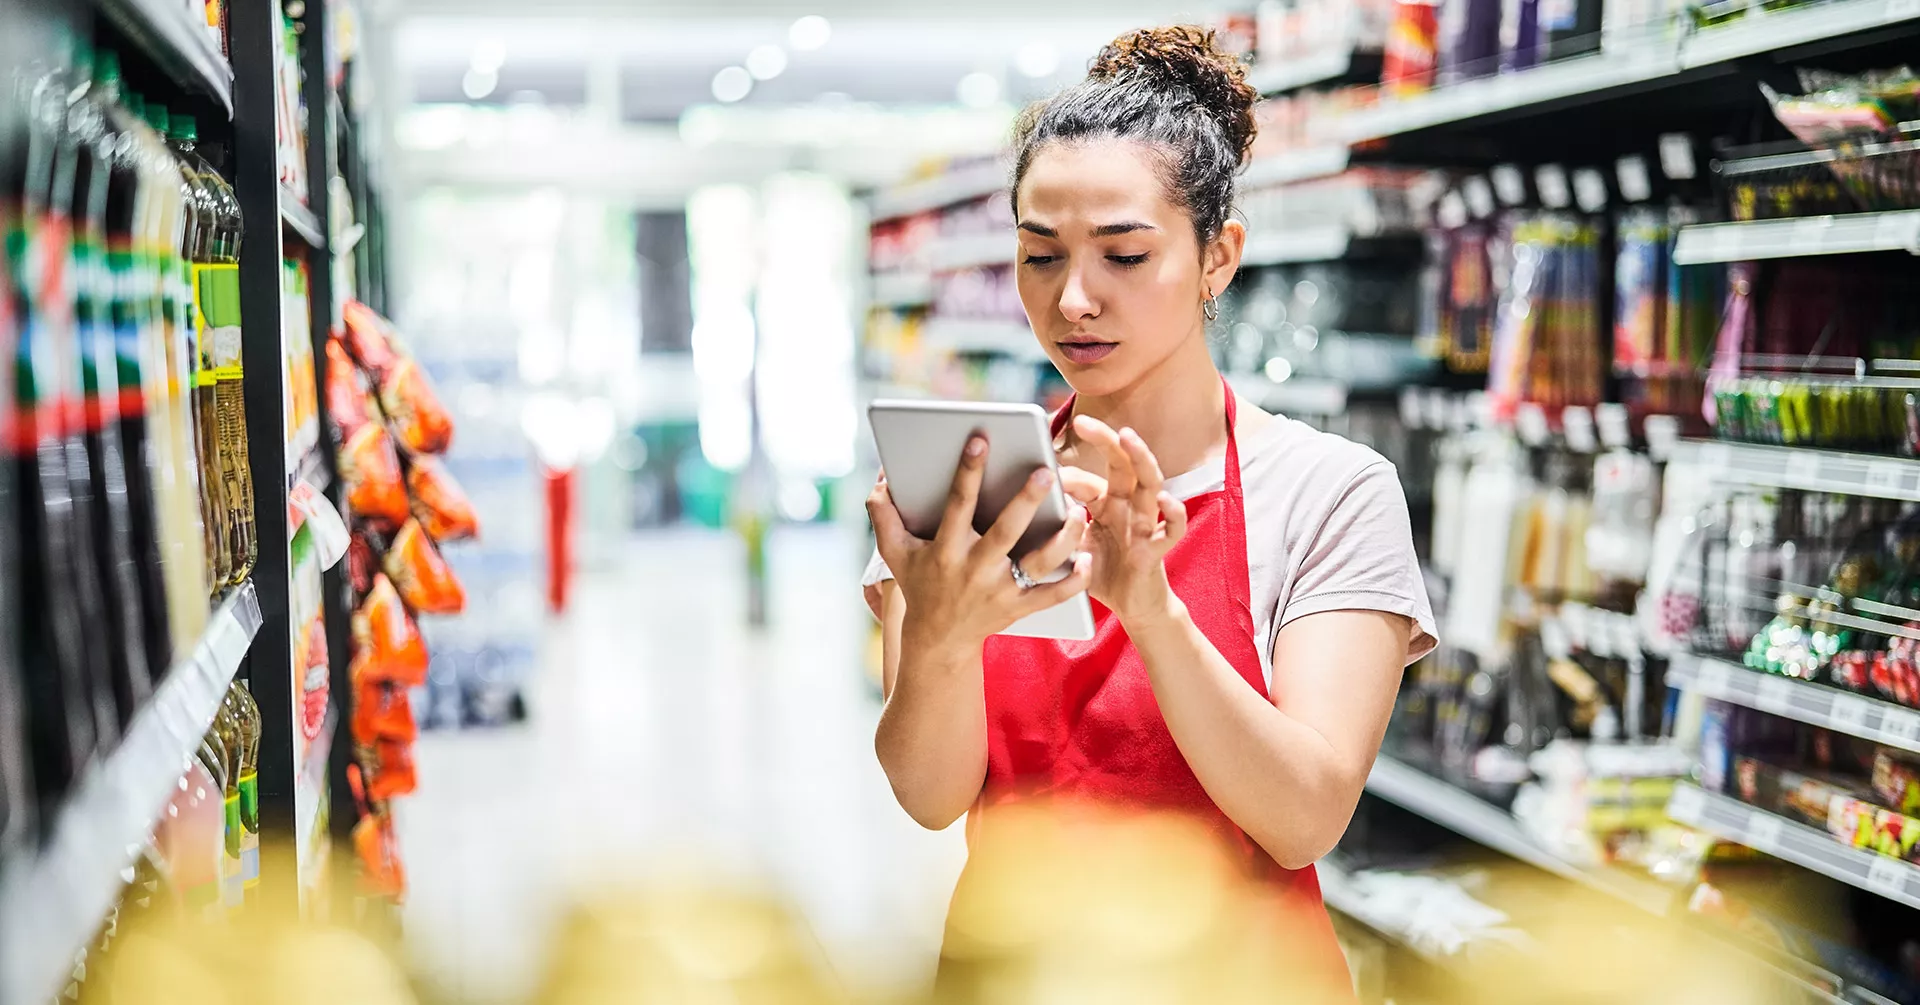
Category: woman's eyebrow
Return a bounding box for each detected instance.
[1091,222,1156,237]
[1017,221,1057,237]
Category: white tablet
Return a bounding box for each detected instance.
[868,399,1094,641]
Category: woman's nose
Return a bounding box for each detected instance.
[1058,265,1096,321]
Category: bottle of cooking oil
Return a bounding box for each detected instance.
[213,694,243,907]
[227,680,261,899]
[189,117,253,585]
[161,113,231,591]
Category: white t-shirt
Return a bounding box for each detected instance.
[862,411,1439,686]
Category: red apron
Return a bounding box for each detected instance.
[963,382,1352,995]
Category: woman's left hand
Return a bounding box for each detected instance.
[1060,415,1189,626]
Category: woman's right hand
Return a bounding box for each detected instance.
[867,434,1091,652]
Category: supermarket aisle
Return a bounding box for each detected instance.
[398,524,966,1003]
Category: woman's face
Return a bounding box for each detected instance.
[1014,138,1241,397]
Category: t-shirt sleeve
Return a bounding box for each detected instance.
[1279,460,1438,665]
[861,549,893,621]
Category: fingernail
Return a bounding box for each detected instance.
[1031,468,1054,488]
[965,436,986,457]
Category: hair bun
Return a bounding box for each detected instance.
[1088,26,1258,168]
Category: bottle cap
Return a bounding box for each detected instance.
[177,114,198,142]
[96,49,121,87]
[146,102,170,134]
[126,91,145,120]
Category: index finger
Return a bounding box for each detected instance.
[1073,415,1136,505]
[936,433,988,547]
[866,477,915,566]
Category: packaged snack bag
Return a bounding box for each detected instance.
[408,456,480,542]
[379,357,454,456]
[367,739,418,800]
[352,682,419,746]
[383,519,466,614]
[341,299,401,380]
[350,573,430,687]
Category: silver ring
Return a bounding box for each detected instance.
[1011,565,1038,590]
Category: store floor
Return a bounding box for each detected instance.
[397,524,966,1003]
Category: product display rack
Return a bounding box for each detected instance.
[1672,210,1920,264]
[0,0,364,997]
[1666,653,1920,754]
[0,584,262,1005]
[1668,784,1920,911]
[1240,144,1352,189]
[1673,439,1920,503]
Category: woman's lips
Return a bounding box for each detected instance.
[1056,340,1118,364]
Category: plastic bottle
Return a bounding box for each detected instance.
[163,113,237,590]
[0,32,35,851]
[230,681,262,898]
[74,50,156,730]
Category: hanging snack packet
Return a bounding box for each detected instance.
[383,518,467,615]
[408,456,480,542]
[367,739,418,800]
[351,573,430,687]
[352,683,419,746]
[342,299,401,380]
[379,356,454,456]
[329,342,410,526]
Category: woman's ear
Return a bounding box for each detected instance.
[1205,219,1246,300]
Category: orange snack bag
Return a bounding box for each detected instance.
[340,423,410,527]
[367,740,418,800]
[379,357,454,456]
[408,456,480,542]
[324,338,374,434]
[352,683,418,746]
[350,573,429,687]
[342,299,400,380]
[383,518,467,615]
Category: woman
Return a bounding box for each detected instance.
[863,25,1436,991]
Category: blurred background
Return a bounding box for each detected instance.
[8,0,1920,1002]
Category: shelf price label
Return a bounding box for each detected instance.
[1744,813,1784,851]
[1882,711,1920,747]
[1668,786,1706,822]
[1866,855,1909,899]
[1757,676,1797,714]
[1698,659,1734,695]
[1866,461,1908,496]
[1785,452,1822,486]
[1888,0,1920,24]
[1829,694,1872,733]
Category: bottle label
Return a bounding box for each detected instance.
[240,767,261,890]
[222,791,243,906]
[192,262,244,383]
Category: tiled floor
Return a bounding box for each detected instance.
[398,525,967,1003]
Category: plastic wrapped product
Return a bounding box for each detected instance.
[378,357,453,456]
[350,573,429,687]
[407,456,480,542]
[367,739,417,800]
[382,518,466,615]
[352,682,418,746]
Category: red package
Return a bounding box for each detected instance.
[408,457,479,542]
[352,804,407,901]
[383,518,466,615]
[367,740,417,801]
[339,423,410,527]
[379,357,453,456]
[342,300,401,380]
[325,338,374,435]
[351,573,429,687]
[352,683,418,746]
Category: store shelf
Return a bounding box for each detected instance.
[871,271,935,309]
[1666,784,1920,911]
[1241,145,1352,190]
[0,580,264,1005]
[871,160,1008,221]
[921,318,1044,360]
[1248,47,1365,95]
[1364,754,1677,914]
[1672,211,1920,264]
[926,232,1014,272]
[1671,439,1920,502]
[1229,373,1352,416]
[1338,45,1680,143]
[1667,652,1920,754]
[280,186,326,250]
[1315,860,1452,963]
[1680,0,1920,67]
[97,0,234,116]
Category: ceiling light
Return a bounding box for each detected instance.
[711,65,753,104]
[471,38,505,73]
[746,44,788,80]
[1015,42,1059,78]
[461,67,498,101]
[788,15,831,51]
[956,72,1000,108]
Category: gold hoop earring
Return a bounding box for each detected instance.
[1203,292,1219,322]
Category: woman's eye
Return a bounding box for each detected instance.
[1107,253,1149,267]
[1021,254,1058,267]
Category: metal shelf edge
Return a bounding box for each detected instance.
[0,580,264,1005]
[1667,652,1920,754]
[97,0,235,116]
[1249,47,1358,95]
[1242,146,1353,190]
[1667,784,1920,911]
[1672,211,1920,265]
[1672,438,1920,502]
[280,186,326,251]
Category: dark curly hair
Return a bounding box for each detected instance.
[1012,25,1259,250]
